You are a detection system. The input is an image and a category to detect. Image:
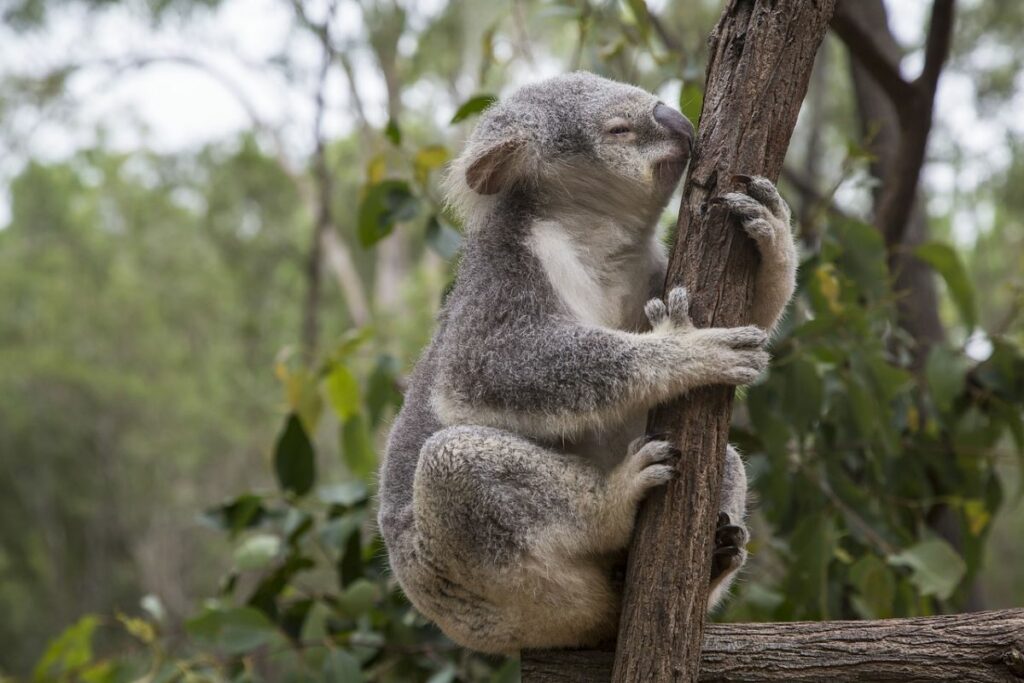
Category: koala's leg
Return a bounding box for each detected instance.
[404,425,677,653]
[716,176,798,334]
[708,445,749,610]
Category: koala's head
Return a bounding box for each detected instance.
[446,72,694,229]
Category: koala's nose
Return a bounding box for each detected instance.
[654,103,695,145]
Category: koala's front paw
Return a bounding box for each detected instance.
[648,287,769,387]
[710,512,748,584]
[615,436,679,500]
[644,285,693,331]
[713,175,795,266]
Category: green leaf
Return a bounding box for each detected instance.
[318,481,368,507]
[337,579,378,617]
[274,414,316,497]
[34,614,100,682]
[490,659,522,683]
[323,650,364,683]
[357,180,419,247]
[325,365,360,421]
[451,94,497,123]
[915,241,977,330]
[784,514,840,619]
[849,554,895,619]
[341,414,376,479]
[427,664,457,683]
[246,555,316,616]
[414,145,449,184]
[425,214,462,259]
[926,346,968,415]
[318,513,362,557]
[366,354,402,427]
[678,82,703,127]
[200,493,266,538]
[234,533,282,571]
[338,527,364,588]
[185,606,279,655]
[384,118,401,146]
[888,538,966,600]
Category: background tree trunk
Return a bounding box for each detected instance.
[607,2,836,681]
[844,0,945,367]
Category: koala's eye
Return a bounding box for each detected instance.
[605,119,633,136]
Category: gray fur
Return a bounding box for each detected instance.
[379,72,797,654]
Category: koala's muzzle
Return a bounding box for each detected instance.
[653,103,695,146]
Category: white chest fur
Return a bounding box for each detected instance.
[527,218,665,331]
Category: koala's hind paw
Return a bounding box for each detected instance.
[731,174,789,222]
[714,176,794,263]
[710,512,748,583]
[645,287,694,330]
[618,438,679,498]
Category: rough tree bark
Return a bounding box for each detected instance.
[606,2,835,681]
[523,608,1024,682]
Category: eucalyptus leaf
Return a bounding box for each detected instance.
[888,538,966,600]
[234,534,281,571]
[274,414,316,497]
[916,241,977,330]
[325,364,360,421]
[341,414,376,479]
[324,650,365,683]
[451,94,497,123]
[357,180,419,247]
[185,606,278,655]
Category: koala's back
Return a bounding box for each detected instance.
[377,197,559,552]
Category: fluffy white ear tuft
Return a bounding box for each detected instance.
[465,138,525,195]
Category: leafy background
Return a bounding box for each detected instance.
[1,0,1023,680]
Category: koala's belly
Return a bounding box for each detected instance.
[563,408,648,470]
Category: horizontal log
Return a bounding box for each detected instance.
[522,609,1024,682]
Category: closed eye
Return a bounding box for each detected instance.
[605,117,633,136]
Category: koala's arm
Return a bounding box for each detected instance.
[433,289,767,440]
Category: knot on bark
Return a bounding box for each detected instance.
[1003,647,1024,678]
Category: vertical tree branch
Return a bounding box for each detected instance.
[610,2,835,680]
[299,0,339,360]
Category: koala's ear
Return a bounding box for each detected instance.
[465,138,525,195]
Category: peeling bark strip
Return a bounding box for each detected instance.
[610,1,836,681]
[523,608,1024,682]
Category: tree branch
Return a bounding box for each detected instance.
[919,0,956,90]
[299,0,340,360]
[874,0,956,248]
[606,2,836,681]
[525,608,1024,682]
[831,1,915,107]
[833,0,957,250]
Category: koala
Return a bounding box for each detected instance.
[378,72,797,655]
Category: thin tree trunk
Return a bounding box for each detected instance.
[524,608,1024,682]
[607,2,836,681]
[845,0,945,365]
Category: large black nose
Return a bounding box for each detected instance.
[654,103,695,143]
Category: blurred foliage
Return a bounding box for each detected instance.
[1,0,1024,681]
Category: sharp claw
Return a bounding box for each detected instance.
[732,173,753,185]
